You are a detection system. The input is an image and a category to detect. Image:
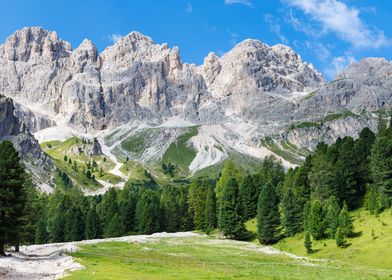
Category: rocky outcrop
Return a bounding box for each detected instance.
[0,95,53,190]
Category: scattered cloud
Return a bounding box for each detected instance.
[224,0,252,7]
[227,29,239,46]
[284,0,389,49]
[186,3,193,13]
[304,41,332,62]
[324,54,356,79]
[265,14,289,45]
[109,33,122,44]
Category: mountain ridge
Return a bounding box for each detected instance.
[0,27,391,192]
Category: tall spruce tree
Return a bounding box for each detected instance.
[160,185,181,232]
[325,196,340,238]
[218,177,245,239]
[309,200,326,240]
[239,173,258,220]
[338,202,354,237]
[118,184,138,234]
[204,183,217,232]
[136,190,161,234]
[257,181,281,244]
[370,132,392,208]
[188,179,207,230]
[281,188,303,236]
[85,205,101,240]
[0,141,27,255]
[215,160,242,204]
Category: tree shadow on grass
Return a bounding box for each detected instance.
[349,231,362,238]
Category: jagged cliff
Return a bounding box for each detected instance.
[0,95,53,190]
[0,27,390,179]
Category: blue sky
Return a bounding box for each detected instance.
[0,0,391,79]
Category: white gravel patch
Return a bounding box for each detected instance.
[0,232,199,280]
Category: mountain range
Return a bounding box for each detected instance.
[0,27,389,192]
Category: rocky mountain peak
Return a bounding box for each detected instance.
[0,26,71,62]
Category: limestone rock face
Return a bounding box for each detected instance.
[0,95,53,190]
[1,27,392,173]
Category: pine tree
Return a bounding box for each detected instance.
[204,183,217,232]
[118,184,138,234]
[282,188,303,236]
[98,188,119,237]
[0,141,27,255]
[338,202,354,237]
[160,185,181,232]
[65,206,85,241]
[257,181,281,244]
[35,217,49,244]
[309,200,326,240]
[304,231,313,254]
[239,173,258,220]
[303,201,311,232]
[136,190,161,234]
[105,213,123,237]
[309,143,335,202]
[85,205,101,240]
[325,196,340,238]
[215,160,242,203]
[218,177,245,239]
[50,211,66,242]
[188,179,207,230]
[370,133,392,208]
[335,226,346,247]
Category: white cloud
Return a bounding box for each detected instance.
[109,34,122,44]
[305,41,331,62]
[324,54,356,79]
[186,3,193,13]
[225,0,252,7]
[285,0,389,49]
[265,14,289,45]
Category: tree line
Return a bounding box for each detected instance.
[1,118,392,254]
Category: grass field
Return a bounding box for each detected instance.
[273,208,392,272]
[65,234,390,280]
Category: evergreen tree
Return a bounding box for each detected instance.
[303,201,311,232]
[188,179,207,230]
[105,213,123,237]
[65,206,85,241]
[282,188,303,236]
[304,231,313,254]
[353,128,376,195]
[204,183,217,232]
[219,178,245,239]
[309,143,336,202]
[118,184,138,234]
[257,181,281,244]
[50,211,66,242]
[215,160,242,203]
[98,188,119,237]
[0,141,27,255]
[35,217,49,244]
[333,137,358,208]
[325,196,340,238]
[136,190,161,234]
[338,202,354,237]
[335,226,346,247]
[85,205,101,239]
[160,185,181,232]
[239,173,258,220]
[309,200,326,240]
[370,132,392,208]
